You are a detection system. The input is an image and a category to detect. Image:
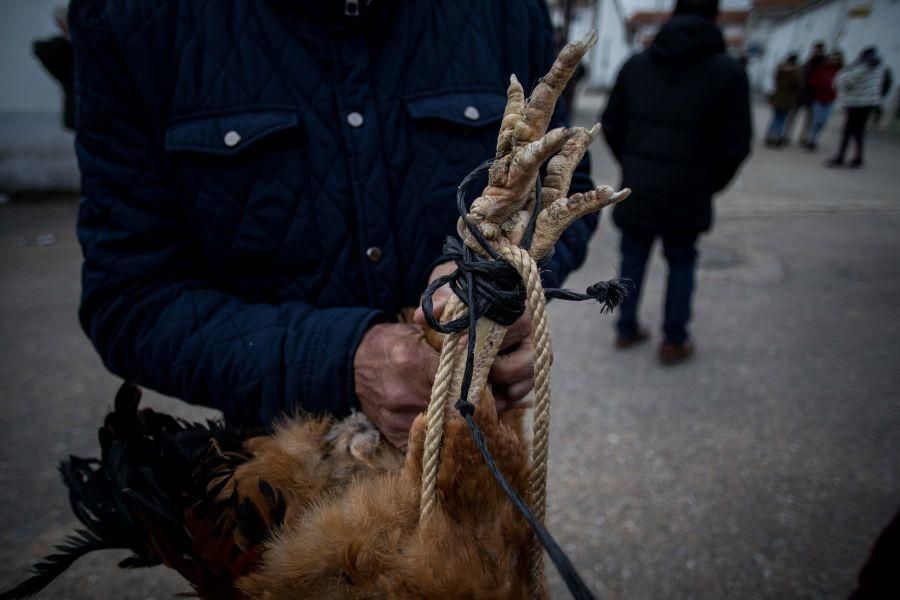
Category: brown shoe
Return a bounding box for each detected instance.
[615,328,649,349]
[658,340,695,365]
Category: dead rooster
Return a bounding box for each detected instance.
[2,32,629,600]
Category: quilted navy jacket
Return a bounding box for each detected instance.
[70,0,597,425]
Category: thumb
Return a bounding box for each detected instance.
[414,291,448,326]
[422,343,441,383]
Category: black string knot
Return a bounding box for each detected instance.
[586,279,630,312]
[422,237,526,333]
[416,158,622,600]
[453,398,476,417]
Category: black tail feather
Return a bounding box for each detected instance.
[0,530,111,600]
[1,381,255,599]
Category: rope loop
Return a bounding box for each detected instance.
[418,161,627,600]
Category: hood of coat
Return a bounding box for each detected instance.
[649,15,726,67]
[860,55,882,69]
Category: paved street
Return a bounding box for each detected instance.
[1,99,899,599]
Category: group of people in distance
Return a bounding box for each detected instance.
[766,42,893,168]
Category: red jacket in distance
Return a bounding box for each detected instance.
[809,63,841,104]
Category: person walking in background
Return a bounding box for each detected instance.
[32,6,74,131]
[870,64,893,130]
[827,47,892,168]
[601,0,751,364]
[789,41,826,144]
[804,51,843,151]
[765,54,803,147]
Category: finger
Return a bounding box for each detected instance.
[488,342,535,385]
[415,284,451,325]
[431,287,450,317]
[417,340,441,383]
[503,379,534,403]
[500,315,532,352]
[381,418,412,450]
[493,381,533,409]
[390,328,441,388]
[389,393,430,415]
[388,432,409,451]
[380,409,421,448]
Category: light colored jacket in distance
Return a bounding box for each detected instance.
[837,62,887,107]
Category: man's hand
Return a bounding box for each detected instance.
[413,261,536,409]
[354,323,439,450]
[489,311,537,407]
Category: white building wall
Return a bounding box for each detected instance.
[619,0,752,12]
[581,0,753,89]
[0,0,79,192]
[0,0,68,113]
[575,0,633,89]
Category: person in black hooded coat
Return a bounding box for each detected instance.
[600,0,751,363]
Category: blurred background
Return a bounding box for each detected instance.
[1,0,899,598]
[2,0,898,194]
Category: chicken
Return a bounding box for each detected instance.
[2,32,629,600]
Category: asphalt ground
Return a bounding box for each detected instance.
[1,98,898,599]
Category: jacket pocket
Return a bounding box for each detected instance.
[163,109,310,279]
[165,109,301,156]
[405,89,507,129]
[403,90,506,214]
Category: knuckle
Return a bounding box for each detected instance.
[384,389,411,412]
[510,382,533,401]
[491,362,512,382]
[378,405,396,425]
[386,412,412,432]
[390,342,414,368]
[523,361,535,377]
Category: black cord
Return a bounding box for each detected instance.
[451,257,595,600]
[421,161,630,599]
[461,411,595,600]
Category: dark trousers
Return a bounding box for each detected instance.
[836,106,874,162]
[617,228,699,345]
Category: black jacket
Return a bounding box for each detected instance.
[33,36,75,130]
[601,16,751,233]
[69,0,594,425]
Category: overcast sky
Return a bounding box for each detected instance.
[617,0,753,14]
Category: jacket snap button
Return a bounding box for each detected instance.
[347,112,365,127]
[223,130,242,147]
[463,105,480,120]
[365,246,382,262]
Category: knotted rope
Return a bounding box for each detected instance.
[418,161,626,600]
[498,244,552,595]
[418,297,464,521]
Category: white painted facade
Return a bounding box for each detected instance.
[0,0,68,113]
[0,0,78,191]
[746,0,900,115]
[570,0,754,89]
[619,0,752,11]
[567,0,633,89]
